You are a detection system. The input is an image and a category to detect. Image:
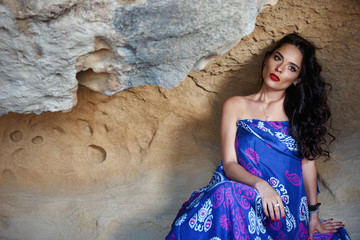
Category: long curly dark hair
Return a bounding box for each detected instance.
[262,33,334,160]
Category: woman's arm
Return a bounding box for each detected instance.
[301,158,318,214]
[302,158,344,239]
[220,97,285,221]
[220,97,263,187]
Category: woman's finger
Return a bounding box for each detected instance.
[279,199,286,220]
[267,202,275,222]
[324,218,334,223]
[321,229,339,234]
[308,230,315,240]
[323,222,344,230]
[273,201,281,221]
[262,200,269,218]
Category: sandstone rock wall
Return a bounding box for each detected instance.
[0,0,359,239]
[0,0,272,115]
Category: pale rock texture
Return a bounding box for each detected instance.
[0,0,360,239]
[0,0,273,115]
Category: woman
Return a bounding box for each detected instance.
[166,34,350,239]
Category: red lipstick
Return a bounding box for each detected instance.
[270,73,280,82]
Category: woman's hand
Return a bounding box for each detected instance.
[255,180,285,222]
[308,213,344,240]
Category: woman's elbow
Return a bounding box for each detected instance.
[223,161,237,180]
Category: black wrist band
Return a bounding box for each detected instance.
[308,202,321,211]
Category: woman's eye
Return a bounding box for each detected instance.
[274,55,281,61]
[288,66,297,72]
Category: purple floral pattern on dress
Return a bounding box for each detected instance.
[245,148,260,164]
[225,187,235,209]
[166,120,350,239]
[233,207,250,240]
[233,182,256,210]
[270,220,282,231]
[269,121,283,130]
[213,185,225,209]
[238,157,262,177]
[248,168,262,177]
[313,234,335,240]
[296,222,309,240]
[220,214,232,231]
[285,170,301,186]
[281,127,289,135]
[276,230,288,240]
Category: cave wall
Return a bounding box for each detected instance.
[0,0,272,115]
[0,0,359,239]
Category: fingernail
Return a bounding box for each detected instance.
[282,216,285,219]
[272,219,275,222]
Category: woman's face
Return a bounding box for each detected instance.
[262,43,303,90]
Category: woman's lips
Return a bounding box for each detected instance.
[270,73,280,82]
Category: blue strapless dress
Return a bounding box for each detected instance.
[166,119,350,240]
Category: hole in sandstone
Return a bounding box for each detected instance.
[87,145,106,163]
[52,127,65,136]
[10,130,23,142]
[31,136,43,144]
[76,68,109,93]
[13,148,25,155]
[77,119,93,136]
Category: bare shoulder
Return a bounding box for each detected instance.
[222,95,255,120]
[223,95,255,109]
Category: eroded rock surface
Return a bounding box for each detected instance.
[0,0,273,115]
[0,0,359,239]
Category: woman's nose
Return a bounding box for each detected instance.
[275,63,283,73]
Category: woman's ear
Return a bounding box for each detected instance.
[293,78,301,86]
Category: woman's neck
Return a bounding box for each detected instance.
[257,85,285,104]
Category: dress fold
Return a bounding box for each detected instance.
[166,119,351,240]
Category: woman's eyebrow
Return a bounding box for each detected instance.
[275,51,300,70]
